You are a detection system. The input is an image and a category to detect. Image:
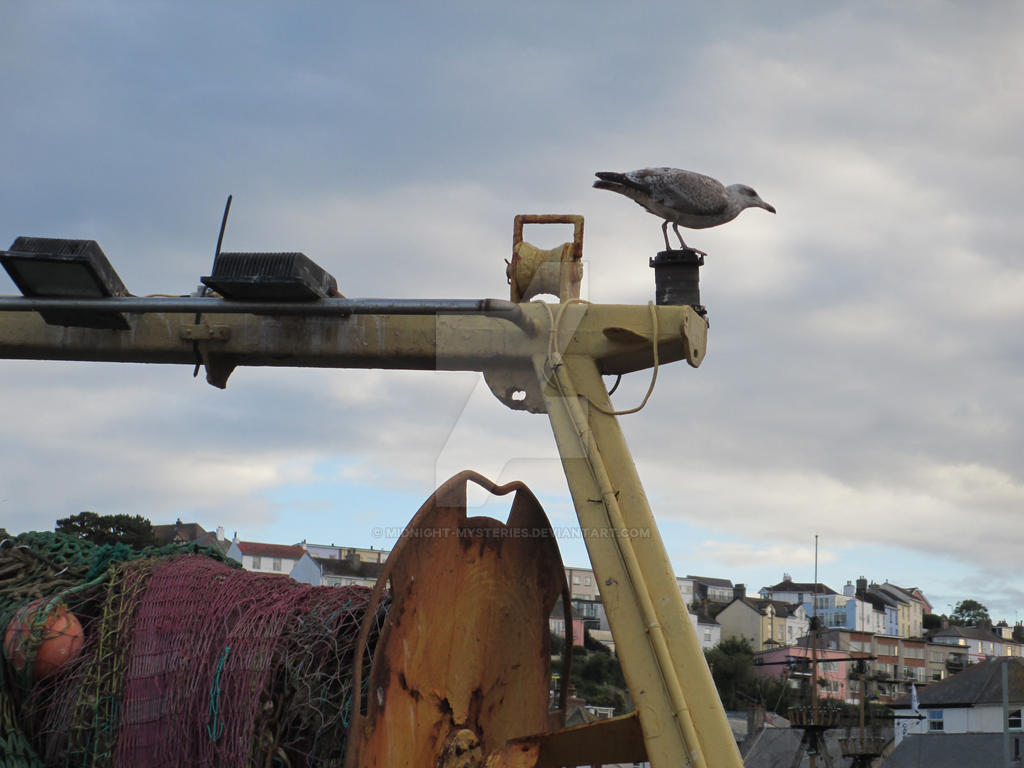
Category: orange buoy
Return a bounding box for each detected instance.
[3,598,84,681]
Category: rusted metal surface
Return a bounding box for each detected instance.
[488,712,647,768]
[345,471,569,768]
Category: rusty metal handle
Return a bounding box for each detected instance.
[512,214,584,252]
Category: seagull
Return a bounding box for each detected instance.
[593,167,776,252]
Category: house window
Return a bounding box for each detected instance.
[928,711,944,732]
[273,557,282,571]
[703,630,712,642]
[584,576,591,586]
[573,575,580,585]
[252,556,262,569]
[1009,709,1022,730]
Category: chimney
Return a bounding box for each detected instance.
[734,584,747,600]
[856,577,868,594]
[844,580,855,597]
[783,572,792,583]
[746,704,765,743]
[216,526,225,542]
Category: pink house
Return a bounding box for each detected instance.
[754,645,853,703]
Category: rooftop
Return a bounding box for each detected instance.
[891,657,1024,708]
[763,577,838,596]
[688,575,734,588]
[732,597,804,618]
[233,541,306,559]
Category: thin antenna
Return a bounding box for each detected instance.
[813,533,819,619]
[215,194,233,258]
[193,194,233,378]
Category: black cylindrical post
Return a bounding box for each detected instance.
[649,249,704,308]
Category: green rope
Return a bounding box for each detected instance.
[207,645,231,742]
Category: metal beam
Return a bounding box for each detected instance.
[536,351,742,768]
[0,298,705,377]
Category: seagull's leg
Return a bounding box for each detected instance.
[661,220,671,251]
[672,223,688,249]
[673,223,707,257]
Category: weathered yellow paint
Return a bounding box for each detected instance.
[537,352,742,768]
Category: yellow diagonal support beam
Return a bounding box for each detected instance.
[536,350,742,768]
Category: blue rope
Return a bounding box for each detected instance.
[206,646,231,742]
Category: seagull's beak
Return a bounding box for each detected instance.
[761,201,776,214]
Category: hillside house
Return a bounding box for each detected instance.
[812,628,929,703]
[316,554,383,588]
[889,657,1024,763]
[302,542,388,563]
[566,566,599,601]
[226,538,319,584]
[759,574,837,607]
[152,520,231,554]
[690,610,721,651]
[753,646,853,702]
[689,575,735,606]
[870,582,928,638]
[717,595,809,652]
[928,622,1024,665]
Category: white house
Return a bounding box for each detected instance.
[689,611,721,650]
[566,566,599,601]
[891,657,1024,747]
[759,574,837,606]
[226,538,320,585]
[301,542,389,564]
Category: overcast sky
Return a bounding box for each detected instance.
[2,2,1022,621]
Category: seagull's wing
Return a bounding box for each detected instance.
[631,168,729,218]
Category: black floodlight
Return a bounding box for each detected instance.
[201,252,338,301]
[0,237,131,329]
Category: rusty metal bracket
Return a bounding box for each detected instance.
[486,712,647,768]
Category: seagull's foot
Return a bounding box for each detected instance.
[667,223,706,257]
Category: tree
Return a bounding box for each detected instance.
[550,635,630,715]
[55,511,157,548]
[950,599,990,627]
[704,637,756,711]
[549,631,565,657]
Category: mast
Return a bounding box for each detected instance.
[810,534,819,768]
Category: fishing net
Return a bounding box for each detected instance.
[1,532,388,767]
